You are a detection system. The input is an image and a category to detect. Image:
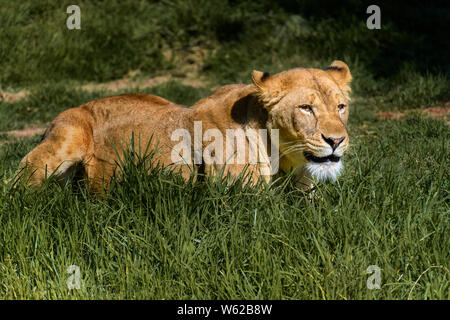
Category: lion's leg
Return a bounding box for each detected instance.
[15,110,94,188]
[83,156,118,193]
[293,167,314,191]
[83,144,198,193]
[292,167,315,202]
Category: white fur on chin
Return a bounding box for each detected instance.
[305,160,343,181]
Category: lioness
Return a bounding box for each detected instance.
[15,61,351,192]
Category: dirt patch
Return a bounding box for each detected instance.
[0,73,207,104]
[1,71,208,103]
[82,47,210,92]
[0,90,30,103]
[2,125,46,139]
[0,47,212,103]
[0,125,46,148]
[376,105,450,124]
[80,73,207,92]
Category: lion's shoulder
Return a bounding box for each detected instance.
[191,83,266,129]
[192,84,249,108]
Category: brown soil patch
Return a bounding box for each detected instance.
[376,106,450,124]
[0,90,30,103]
[80,73,207,93]
[0,72,207,104]
[0,125,47,148]
[1,71,208,104]
[0,47,212,104]
[82,46,211,92]
[2,125,46,139]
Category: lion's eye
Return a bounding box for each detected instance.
[338,104,346,112]
[299,104,313,113]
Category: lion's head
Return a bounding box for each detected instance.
[252,60,352,181]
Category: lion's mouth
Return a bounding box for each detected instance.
[304,152,340,163]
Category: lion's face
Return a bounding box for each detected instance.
[252,61,352,181]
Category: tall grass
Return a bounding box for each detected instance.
[0,0,448,299]
[0,110,448,299]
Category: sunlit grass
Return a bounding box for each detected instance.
[0,0,448,300]
[0,109,448,299]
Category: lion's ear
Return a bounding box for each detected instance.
[252,70,271,91]
[251,70,283,108]
[324,61,352,86]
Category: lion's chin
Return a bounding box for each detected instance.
[305,160,343,181]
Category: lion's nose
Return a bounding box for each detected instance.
[321,134,345,151]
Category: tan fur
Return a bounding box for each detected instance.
[15,61,352,192]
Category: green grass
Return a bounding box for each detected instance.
[0,112,448,299]
[0,0,448,299]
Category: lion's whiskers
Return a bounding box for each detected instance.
[281,144,306,157]
[280,140,304,147]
